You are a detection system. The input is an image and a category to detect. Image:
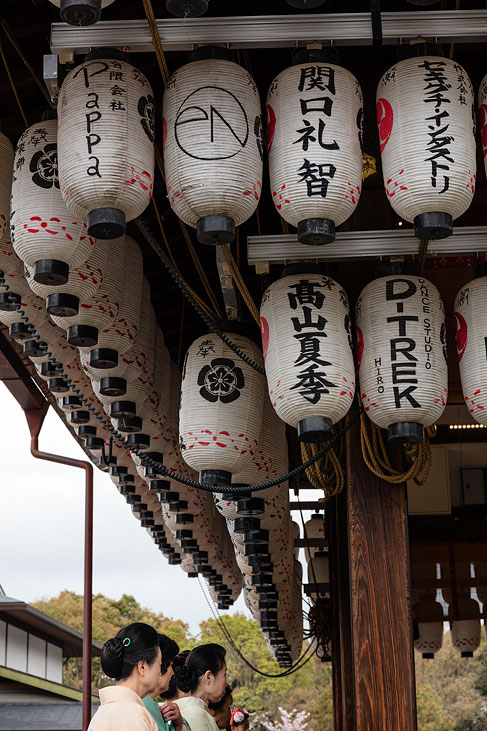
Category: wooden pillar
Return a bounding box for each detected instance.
[330,415,417,730]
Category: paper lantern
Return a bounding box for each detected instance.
[267,48,362,244]
[356,267,447,443]
[414,599,444,659]
[48,0,115,25]
[449,598,481,658]
[377,46,476,240]
[11,117,94,285]
[0,132,14,246]
[454,265,487,424]
[58,50,154,239]
[179,326,265,487]
[260,266,355,442]
[163,48,262,244]
[304,514,325,560]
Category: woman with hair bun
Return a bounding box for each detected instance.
[88,622,162,731]
[143,635,188,731]
[174,644,227,731]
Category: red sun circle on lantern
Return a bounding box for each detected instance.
[356,325,364,369]
[260,316,269,362]
[454,311,468,362]
[377,98,394,154]
[479,104,487,159]
[266,105,276,154]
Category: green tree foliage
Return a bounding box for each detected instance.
[32,590,192,690]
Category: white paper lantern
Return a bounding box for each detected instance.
[179,329,265,487]
[11,118,95,285]
[450,598,481,658]
[414,599,444,659]
[0,132,14,246]
[58,52,154,239]
[267,51,363,244]
[304,514,325,560]
[454,268,487,424]
[48,0,115,25]
[163,51,262,244]
[479,75,487,179]
[356,269,447,443]
[261,269,355,442]
[377,50,476,240]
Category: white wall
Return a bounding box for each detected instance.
[27,634,46,678]
[6,625,27,672]
[0,622,63,683]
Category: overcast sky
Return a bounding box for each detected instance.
[0,382,253,636]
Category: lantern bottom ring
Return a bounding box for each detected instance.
[125,432,151,450]
[70,410,91,425]
[414,211,453,241]
[9,322,33,342]
[196,215,235,246]
[46,293,80,318]
[67,324,99,347]
[78,426,97,438]
[297,415,333,443]
[110,399,137,418]
[60,0,101,26]
[48,377,70,394]
[236,495,265,515]
[87,207,126,240]
[0,292,21,312]
[422,653,434,660]
[199,468,232,487]
[166,0,209,18]
[24,339,47,357]
[116,416,142,434]
[100,376,127,397]
[89,347,119,369]
[34,259,70,286]
[298,217,336,246]
[462,651,474,658]
[388,421,424,444]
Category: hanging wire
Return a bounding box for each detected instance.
[197,576,317,677]
[0,40,28,126]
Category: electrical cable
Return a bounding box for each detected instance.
[197,576,317,677]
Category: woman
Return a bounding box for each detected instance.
[208,686,233,730]
[88,622,162,731]
[173,644,227,731]
[230,709,249,731]
[143,635,188,731]
[161,651,191,703]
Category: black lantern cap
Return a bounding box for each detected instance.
[197,215,235,245]
[67,325,98,347]
[89,348,118,369]
[243,529,269,544]
[200,469,232,488]
[175,529,193,540]
[116,415,142,434]
[375,261,418,278]
[85,436,104,450]
[78,425,97,439]
[297,416,333,443]
[298,218,336,246]
[388,422,424,444]
[0,292,20,312]
[168,500,189,513]
[46,293,79,317]
[119,484,136,496]
[69,410,91,425]
[99,377,127,397]
[40,361,61,378]
[245,541,270,558]
[414,212,453,241]
[168,555,182,565]
[126,492,143,505]
[110,400,136,418]
[131,502,148,514]
[125,433,151,451]
[422,653,435,660]
[119,474,135,485]
[182,539,198,551]
[158,490,179,503]
[110,465,128,477]
[9,322,32,342]
[148,479,170,493]
[48,377,70,394]
[33,259,69,286]
[292,45,338,64]
[188,44,229,60]
[175,513,194,525]
[251,574,275,588]
[234,516,261,535]
[62,395,83,410]
[60,0,102,26]
[87,207,126,239]
[23,340,47,358]
[236,496,265,516]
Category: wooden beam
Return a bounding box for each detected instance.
[345,415,417,730]
[0,330,45,411]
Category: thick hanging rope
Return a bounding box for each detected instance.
[221,243,261,325]
[300,441,344,501]
[358,394,433,485]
